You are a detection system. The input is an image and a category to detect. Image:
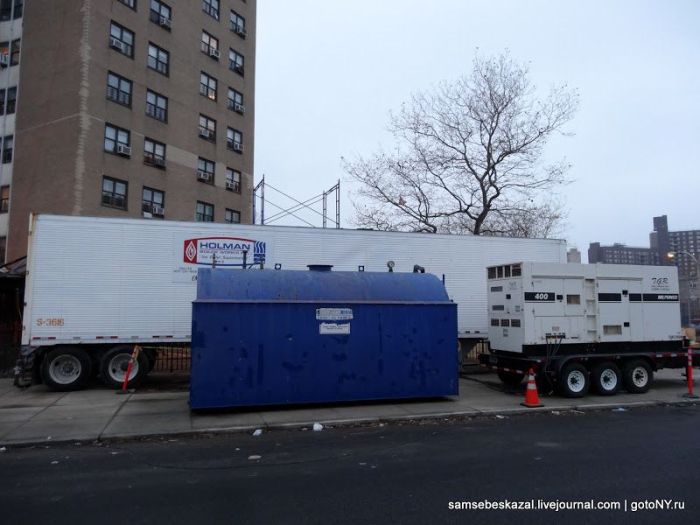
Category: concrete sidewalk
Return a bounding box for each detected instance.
[1,370,699,446]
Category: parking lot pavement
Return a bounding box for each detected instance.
[1,369,698,446]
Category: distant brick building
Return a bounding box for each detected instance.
[1,0,257,263]
[589,215,700,326]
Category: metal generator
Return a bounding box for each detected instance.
[189,266,458,410]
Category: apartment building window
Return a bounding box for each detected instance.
[10,39,19,66]
[196,158,215,184]
[0,236,5,263]
[227,88,244,114]
[118,0,136,10]
[0,0,11,21]
[226,128,243,153]
[199,72,217,101]
[229,49,244,76]
[104,124,130,156]
[109,22,134,58]
[225,208,241,224]
[225,168,241,193]
[0,87,16,115]
[147,43,169,76]
[102,176,128,210]
[201,31,219,60]
[106,72,132,107]
[142,187,165,218]
[146,90,168,122]
[0,0,19,21]
[196,201,214,222]
[143,137,166,168]
[198,115,216,142]
[149,0,172,30]
[1,135,12,163]
[202,0,219,20]
[230,10,246,37]
[0,185,8,213]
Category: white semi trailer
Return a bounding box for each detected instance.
[481,262,688,397]
[16,214,567,391]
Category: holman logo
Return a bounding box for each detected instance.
[183,237,266,266]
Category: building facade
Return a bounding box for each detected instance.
[589,215,700,326]
[589,215,700,272]
[587,242,660,266]
[566,247,581,263]
[1,0,256,262]
[0,0,23,263]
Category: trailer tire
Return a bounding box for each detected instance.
[40,347,92,392]
[497,370,525,388]
[144,349,157,372]
[558,362,589,398]
[591,362,621,396]
[622,360,653,394]
[100,346,149,389]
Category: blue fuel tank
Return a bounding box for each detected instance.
[190,267,458,410]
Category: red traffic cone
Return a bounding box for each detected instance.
[521,368,544,408]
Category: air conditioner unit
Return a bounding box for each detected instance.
[226,180,239,191]
[197,170,212,182]
[117,144,132,157]
[199,128,213,139]
[0,54,8,67]
[234,103,245,114]
[109,36,127,54]
[233,142,243,153]
[159,15,171,29]
[152,205,165,215]
[152,157,166,168]
[209,48,220,59]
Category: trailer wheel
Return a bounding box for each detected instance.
[100,347,149,389]
[497,370,525,387]
[591,362,621,396]
[143,349,158,372]
[558,362,589,398]
[622,360,653,394]
[40,347,92,392]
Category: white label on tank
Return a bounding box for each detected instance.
[316,308,353,321]
[319,322,351,335]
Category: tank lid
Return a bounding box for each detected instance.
[307,264,333,272]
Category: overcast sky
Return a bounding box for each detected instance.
[254,0,700,260]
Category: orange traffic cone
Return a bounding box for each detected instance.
[521,368,544,408]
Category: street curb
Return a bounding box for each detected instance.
[3,397,699,449]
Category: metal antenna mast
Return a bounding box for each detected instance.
[253,175,265,225]
[322,180,340,229]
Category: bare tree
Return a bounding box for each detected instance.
[344,52,578,237]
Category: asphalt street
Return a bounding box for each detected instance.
[1,405,699,525]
